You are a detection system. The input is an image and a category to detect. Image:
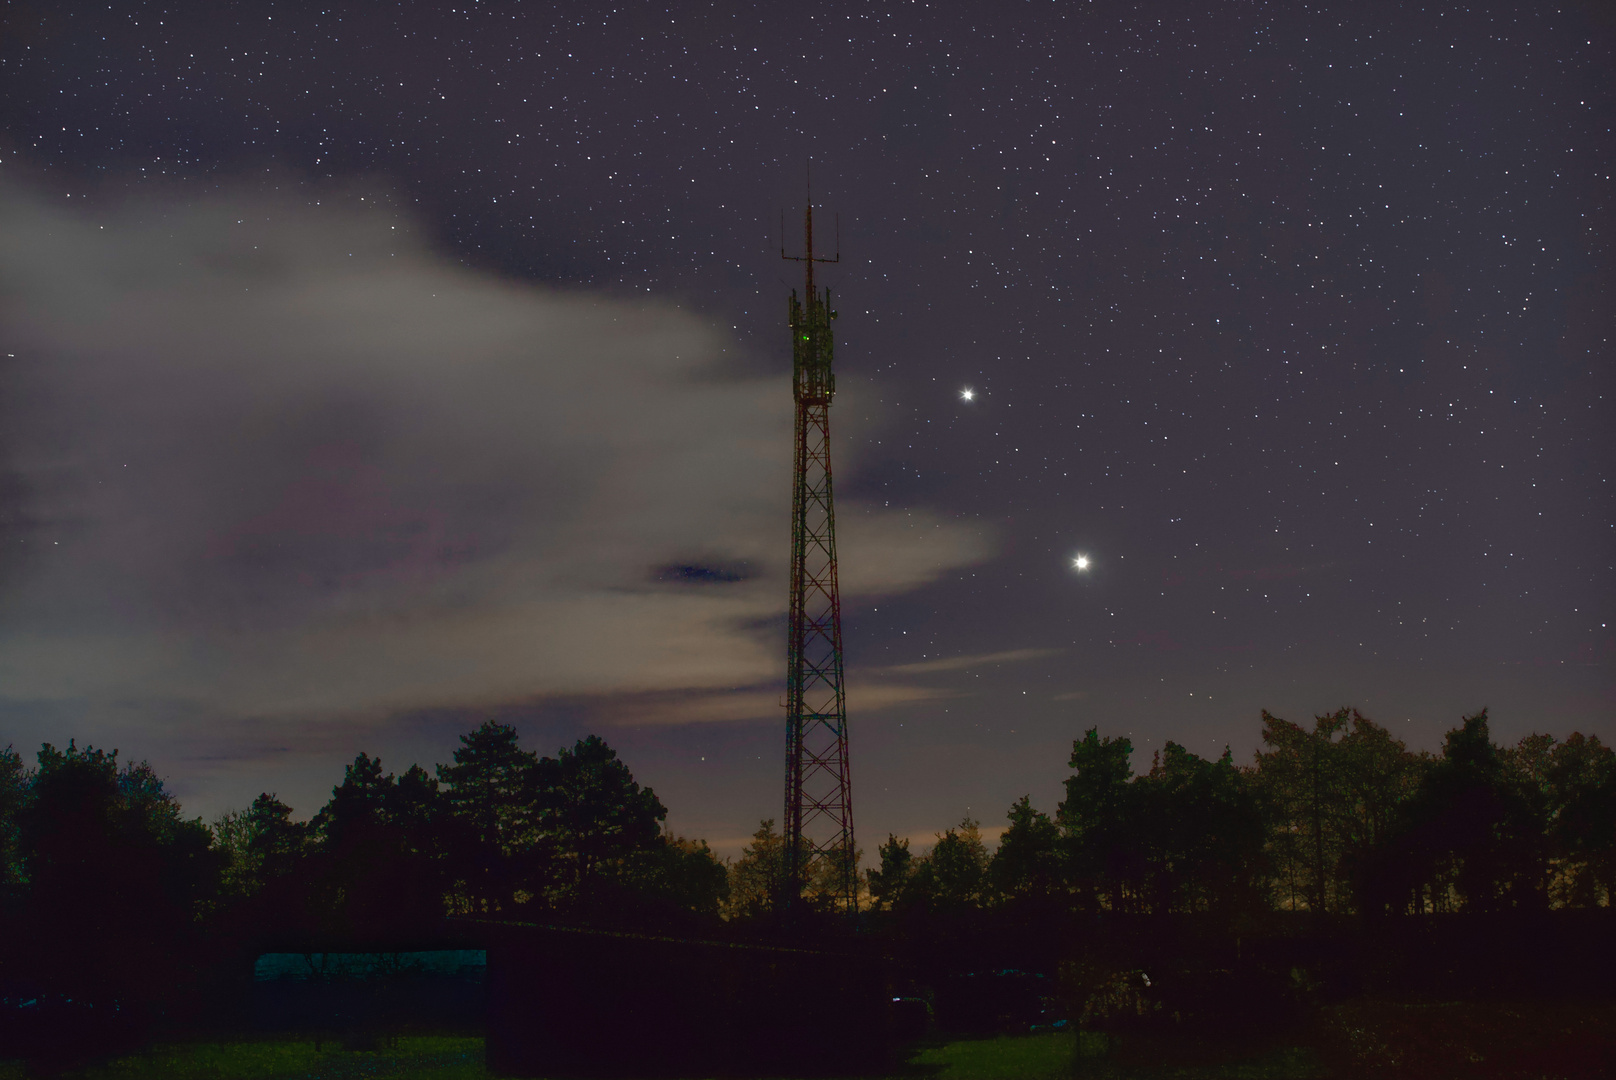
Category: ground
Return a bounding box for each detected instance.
[3,1002,1613,1080]
[0,1031,1308,1080]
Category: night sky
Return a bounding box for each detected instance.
[2,1,1611,856]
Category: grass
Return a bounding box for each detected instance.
[0,1032,1324,1080]
[0,1034,487,1080]
[1317,998,1616,1079]
[1,1030,1322,1080]
[907,1031,1078,1079]
[10,997,1610,1079]
[6,995,1609,1080]
[907,1031,1322,1080]
[67,1016,1616,1080]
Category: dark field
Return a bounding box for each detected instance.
[4,998,1613,1080]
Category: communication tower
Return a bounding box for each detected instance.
[781,197,856,913]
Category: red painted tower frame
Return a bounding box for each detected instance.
[781,199,856,914]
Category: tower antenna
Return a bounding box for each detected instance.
[779,173,853,916]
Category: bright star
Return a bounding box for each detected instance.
[1073,555,1091,571]
[960,388,975,401]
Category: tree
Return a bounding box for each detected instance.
[628,833,730,920]
[305,752,454,937]
[866,833,914,912]
[0,744,30,908]
[18,741,222,1027]
[1256,709,1428,914]
[909,818,990,913]
[1255,709,1347,912]
[1057,728,1138,911]
[1132,743,1267,915]
[1374,710,1547,914]
[799,841,862,912]
[533,734,667,906]
[1333,714,1429,910]
[1547,733,1616,907]
[314,751,393,848]
[1508,731,1615,908]
[214,792,311,898]
[726,819,784,919]
[437,721,541,912]
[390,763,444,851]
[989,795,1063,901]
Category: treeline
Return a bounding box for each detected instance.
[825,709,1614,921]
[206,723,730,931]
[0,721,734,1035]
[0,722,732,936]
[1,708,1611,1034]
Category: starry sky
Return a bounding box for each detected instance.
[1,1,1611,855]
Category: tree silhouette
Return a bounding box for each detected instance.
[306,753,449,938]
[1055,731,1267,914]
[1132,743,1266,915]
[910,818,990,913]
[315,752,392,846]
[0,743,29,910]
[214,792,311,899]
[1058,728,1138,911]
[989,796,1062,901]
[626,833,730,922]
[1373,710,1548,914]
[1256,709,1428,914]
[1540,732,1616,907]
[1333,715,1429,911]
[1256,709,1347,912]
[534,734,668,908]
[18,742,221,1033]
[726,818,784,919]
[866,833,914,913]
[390,763,444,854]
[437,721,540,912]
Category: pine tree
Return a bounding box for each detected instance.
[989,796,1062,900]
[437,720,540,912]
[726,818,784,919]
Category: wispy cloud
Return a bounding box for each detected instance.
[581,680,956,727]
[877,647,1062,676]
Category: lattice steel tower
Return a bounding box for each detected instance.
[781,199,855,913]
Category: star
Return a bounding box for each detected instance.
[960,388,975,401]
[1073,555,1091,571]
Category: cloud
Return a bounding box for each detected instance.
[574,680,956,728]
[0,176,994,733]
[879,648,1062,675]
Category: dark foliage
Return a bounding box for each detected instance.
[302,754,453,941]
[865,832,912,913]
[1255,708,1428,914]
[860,709,1613,963]
[0,743,28,910]
[2,708,1610,1071]
[436,720,542,913]
[988,795,1061,901]
[5,741,223,1058]
[1042,732,1268,916]
[533,733,669,913]
[1363,711,1554,915]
